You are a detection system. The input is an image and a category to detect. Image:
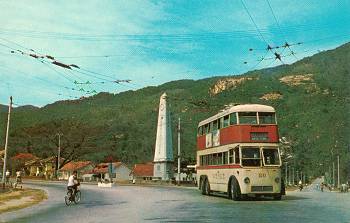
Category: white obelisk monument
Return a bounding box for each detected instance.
[153,92,174,180]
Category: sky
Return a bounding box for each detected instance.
[0,0,349,107]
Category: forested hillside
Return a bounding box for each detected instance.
[1,42,349,180]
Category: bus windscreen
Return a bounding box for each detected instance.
[262,148,280,165]
[241,147,261,166]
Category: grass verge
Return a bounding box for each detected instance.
[0,188,47,214]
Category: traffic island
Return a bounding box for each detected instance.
[0,188,47,214]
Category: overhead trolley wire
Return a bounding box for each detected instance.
[265,0,298,61]
[240,0,283,70]
[0,37,136,91]
[240,0,269,45]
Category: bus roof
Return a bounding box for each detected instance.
[198,104,275,127]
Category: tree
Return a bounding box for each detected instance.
[10,119,100,168]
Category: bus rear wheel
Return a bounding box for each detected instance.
[202,177,211,196]
[229,177,241,201]
[273,194,282,200]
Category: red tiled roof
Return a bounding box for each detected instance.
[97,162,122,168]
[91,162,123,174]
[92,167,108,174]
[11,153,38,161]
[131,163,154,177]
[60,161,92,171]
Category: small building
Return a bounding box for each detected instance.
[130,163,154,182]
[173,164,197,184]
[25,157,42,176]
[11,153,38,176]
[174,172,197,183]
[92,162,131,182]
[59,161,94,181]
[40,156,59,179]
[24,156,64,179]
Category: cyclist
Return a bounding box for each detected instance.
[67,170,80,201]
[298,180,303,191]
[16,170,22,184]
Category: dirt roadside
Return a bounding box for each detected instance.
[0,188,47,214]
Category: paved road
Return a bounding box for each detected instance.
[1,180,349,223]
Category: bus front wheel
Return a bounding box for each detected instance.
[229,177,241,201]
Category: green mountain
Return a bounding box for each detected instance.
[1,42,349,181]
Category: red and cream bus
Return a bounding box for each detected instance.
[196,104,285,200]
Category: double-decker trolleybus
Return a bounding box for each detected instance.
[196,104,285,200]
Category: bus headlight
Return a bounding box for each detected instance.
[275,177,280,183]
[244,177,250,184]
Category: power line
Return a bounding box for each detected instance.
[0,23,342,42]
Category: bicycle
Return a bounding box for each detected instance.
[65,186,81,206]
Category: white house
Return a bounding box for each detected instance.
[92,162,131,182]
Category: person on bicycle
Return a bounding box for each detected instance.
[67,170,80,200]
[298,180,303,191]
[16,170,22,184]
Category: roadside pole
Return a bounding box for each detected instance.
[177,117,181,186]
[2,96,12,189]
[337,155,340,189]
[285,162,288,186]
[56,133,63,179]
[333,161,335,187]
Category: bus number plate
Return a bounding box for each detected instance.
[258,173,266,178]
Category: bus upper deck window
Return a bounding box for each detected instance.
[223,115,229,127]
[239,112,257,124]
[259,112,276,124]
[230,113,237,125]
[198,126,203,136]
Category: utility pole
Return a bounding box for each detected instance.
[292,166,295,185]
[337,155,340,188]
[56,133,63,179]
[285,162,288,185]
[2,96,12,188]
[177,117,181,186]
[296,170,299,183]
[332,161,335,187]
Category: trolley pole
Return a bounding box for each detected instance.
[177,117,181,186]
[2,96,12,189]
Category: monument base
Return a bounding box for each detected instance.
[153,161,174,181]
